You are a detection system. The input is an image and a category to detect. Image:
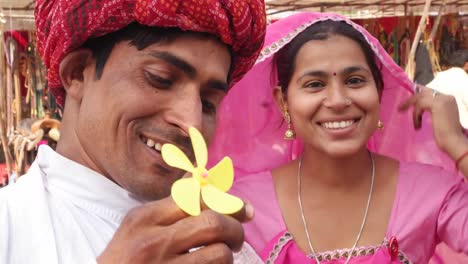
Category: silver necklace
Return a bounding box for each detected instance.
[297,151,375,264]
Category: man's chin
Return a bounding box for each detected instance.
[129,185,173,202]
[124,176,177,201]
[121,166,185,201]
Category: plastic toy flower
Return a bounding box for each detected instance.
[161,127,243,216]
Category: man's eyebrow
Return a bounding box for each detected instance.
[147,50,228,92]
[206,79,229,92]
[147,51,197,78]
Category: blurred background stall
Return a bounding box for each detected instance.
[0,1,59,187]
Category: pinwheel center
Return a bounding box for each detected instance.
[194,167,209,186]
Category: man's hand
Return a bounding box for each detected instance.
[97,197,254,264]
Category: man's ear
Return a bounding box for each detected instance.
[59,49,94,102]
[273,86,288,113]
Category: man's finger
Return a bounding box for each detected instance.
[124,196,189,227]
[227,200,254,223]
[170,243,234,264]
[171,210,245,253]
[200,197,254,223]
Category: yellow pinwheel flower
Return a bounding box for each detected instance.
[161,127,243,216]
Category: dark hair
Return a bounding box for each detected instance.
[82,22,233,80]
[275,20,384,95]
[447,49,468,68]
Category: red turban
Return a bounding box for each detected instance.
[35,0,266,106]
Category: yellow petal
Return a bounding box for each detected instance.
[171,178,201,216]
[207,157,234,192]
[162,144,194,172]
[189,127,207,169]
[201,185,243,215]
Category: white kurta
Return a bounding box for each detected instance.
[0,146,262,264]
[0,146,142,263]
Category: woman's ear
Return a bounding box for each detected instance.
[273,86,288,113]
[59,49,94,102]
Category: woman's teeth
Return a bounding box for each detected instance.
[145,138,162,151]
[322,120,355,129]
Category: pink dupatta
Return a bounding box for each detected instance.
[209,12,466,263]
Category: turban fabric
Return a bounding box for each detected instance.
[35,0,266,106]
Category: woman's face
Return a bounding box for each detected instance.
[282,34,380,157]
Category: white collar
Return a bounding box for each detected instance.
[36,145,143,223]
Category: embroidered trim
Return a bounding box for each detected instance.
[265,232,413,263]
[265,232,293,264]
[307,241,385,261]
[394,247,412,264]
[256,15,383,65]
[255,20,315,65]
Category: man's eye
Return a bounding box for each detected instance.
[202,100,216,115]
[144,71,172,89]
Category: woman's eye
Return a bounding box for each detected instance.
[144,71,173,89]
[304,81,324,89]
[347,77,366,86]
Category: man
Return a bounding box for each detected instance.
[0,0,266,263]
[427,50,468,128]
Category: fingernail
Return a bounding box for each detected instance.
[245,203,255,219]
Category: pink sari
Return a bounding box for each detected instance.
[209,12,467,263]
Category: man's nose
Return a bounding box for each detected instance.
[164,89,203,136]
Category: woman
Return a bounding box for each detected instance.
[209,12,468,263]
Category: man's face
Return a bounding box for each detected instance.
[75,35,231,200]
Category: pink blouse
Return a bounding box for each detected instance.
[231,162,468,263]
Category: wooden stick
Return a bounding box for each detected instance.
[427,2,445,72]
[14,68,21,128]
[405,0,432,80]
[5,40,13,136]
[429,2,445,42]
[0,32,13,179]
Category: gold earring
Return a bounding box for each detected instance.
[284,112,296,140]
[377,120,384,129]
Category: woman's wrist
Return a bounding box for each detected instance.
[456,151,468,170]
[444,133,468,162]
